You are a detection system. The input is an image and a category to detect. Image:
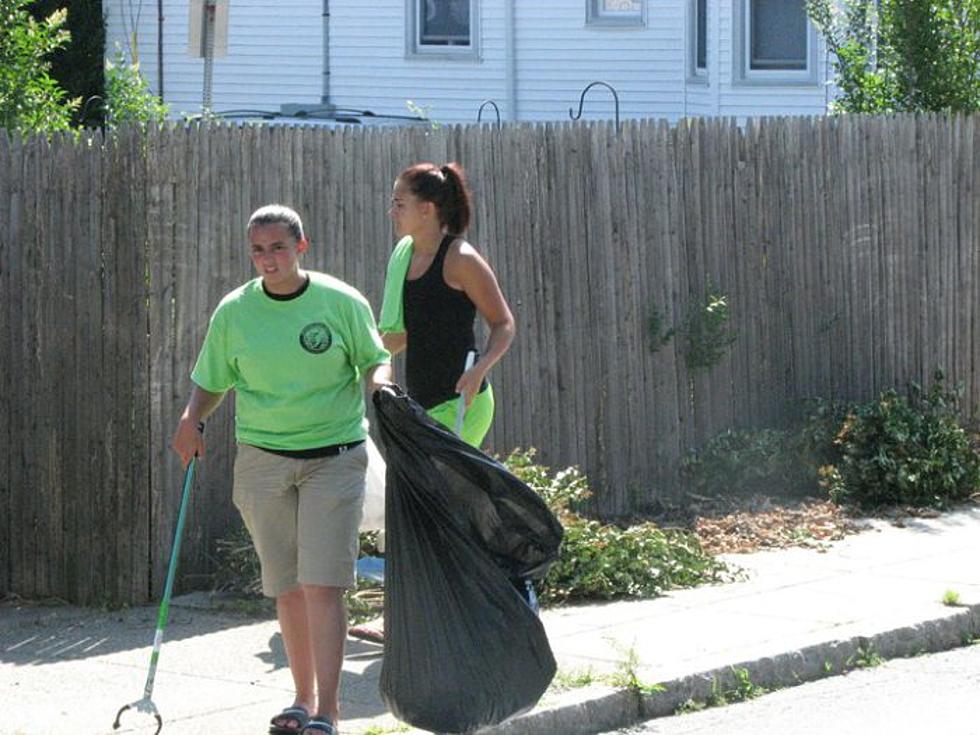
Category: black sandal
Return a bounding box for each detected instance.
[301,717,337,734]
[269,705,310,734]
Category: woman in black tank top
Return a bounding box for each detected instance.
[350,164,517,645]
[382,161,515,447]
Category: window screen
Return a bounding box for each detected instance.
[419,0,470,46]
[750,0,806,70]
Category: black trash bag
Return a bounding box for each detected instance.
[373,385,564,734]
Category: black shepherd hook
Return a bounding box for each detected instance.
[80,95,106,128]
[477,99,501,125]
[568,81,620,133]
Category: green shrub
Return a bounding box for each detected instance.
[104,50,168,128]
[0,0,78,134]
[681,427,818,498]
[211,523,262,598]
[796,398,852,471]
[647,288,737,371]
[821,373,980,509]
[504,449,729,604]
[212,449,730,608]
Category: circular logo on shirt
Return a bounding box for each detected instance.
[299,323,332,354]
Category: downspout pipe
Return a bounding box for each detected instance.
[322,0,331,105]
[505,0,517,121]
[157,0,165,100]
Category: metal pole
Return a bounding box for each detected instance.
[202,0,216,113]
[157,0,165,101]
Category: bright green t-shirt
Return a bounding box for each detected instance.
[191,272,390,450]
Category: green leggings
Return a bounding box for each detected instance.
[425,384,495,448]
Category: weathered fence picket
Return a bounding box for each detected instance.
[2,114,979,604]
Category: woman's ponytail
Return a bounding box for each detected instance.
[398,161,473,235]
[439,162,472,235]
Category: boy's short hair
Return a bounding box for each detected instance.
[247,204,305,242]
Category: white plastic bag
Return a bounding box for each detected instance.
[360,435,387,533]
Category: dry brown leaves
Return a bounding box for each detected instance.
[643,493,871,556]
[693,498,870,555]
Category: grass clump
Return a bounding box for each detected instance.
[504,449,730,604]
[942,589,962,607]
[676,667,767,714]
[847,641,884,669]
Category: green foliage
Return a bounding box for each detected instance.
[820,372,980,509]
[0,0,78,133]
[504,446,592,514]
[212,449,731,610]
[104,49,168,128]
[405,99,440,129]
[607,641,665,695]
[28,0,105,127]
[504,449,730,604]
[682,290,736,370]
[676,667,767,714]
[806,0,980,113]
[942,589,962,606]
[550,667,598,690]
[681,427,818,498]
[649,289,736,370]
[647,306,676,354]
[211,523,263,598]
[796,397,851,471]
[212,522,384,622]
[848,641,884,669]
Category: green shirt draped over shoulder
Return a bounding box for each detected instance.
[191,272,391,450]
[378,235,414,333]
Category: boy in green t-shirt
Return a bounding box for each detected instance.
[171,205,391,735]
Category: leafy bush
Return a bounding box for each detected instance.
[647,288,737,371]
[681,291,736,371]
[504,449,729,604]
[104,50,168,128]
[681,428,818,498]
[806,0,980,113]
[212,449,730,608]
[0,0,78,134]
[820,373,980,509]
[28,0,105,127]
[796,398,852,471]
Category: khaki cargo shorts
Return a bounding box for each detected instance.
[232,442,367,597]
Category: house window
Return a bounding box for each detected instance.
[407,0,480,58]
[734,0,818,83]
[587,0,645,27]
[696,0,707,70]
[750,0,806,69]
[689,0,708,79]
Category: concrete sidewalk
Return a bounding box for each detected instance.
[3,506,979,735]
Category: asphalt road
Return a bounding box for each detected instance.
[611,643,980,735]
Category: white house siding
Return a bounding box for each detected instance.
[327,2,509,124]
[713,0,831,118]
[512,1,687,123]
[104,0,323,116]
[104,0,833,123]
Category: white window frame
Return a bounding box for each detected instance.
[687,0,709,83]
[406,0,481,60]
[586,0,646,27]
[733,0,819,85]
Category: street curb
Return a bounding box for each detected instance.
[477,604,980,735]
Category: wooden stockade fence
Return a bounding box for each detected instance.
[1,114,977,604]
